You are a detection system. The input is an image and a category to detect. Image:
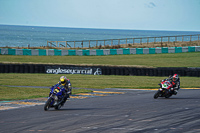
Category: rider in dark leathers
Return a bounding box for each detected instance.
[168,74,180,95]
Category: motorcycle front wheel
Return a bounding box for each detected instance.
[154,91,160,99]
[44,97,53,111]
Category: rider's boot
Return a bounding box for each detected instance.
[61,93,69,106]
[174,90,178,95]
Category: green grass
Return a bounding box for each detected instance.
[0,73,199,100]
[0,86,92,101]
[0,86,49,101]
[0,74,199,89]
[0,73,95,101]
[0,52,200,67]
[0,52,200,100]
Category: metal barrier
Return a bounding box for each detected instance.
[1,46,200,56]
[47,34,200,48]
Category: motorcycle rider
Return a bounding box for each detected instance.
[52,76,72,106]
[167,74,180,95]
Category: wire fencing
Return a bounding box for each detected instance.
[47,34,200,48]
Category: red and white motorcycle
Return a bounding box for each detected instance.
[154,79,176,99]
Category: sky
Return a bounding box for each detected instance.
[0,0,200,31]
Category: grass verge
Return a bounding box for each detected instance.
[0,86,92,101]
[0,52,200,67]
[0,73,199,100]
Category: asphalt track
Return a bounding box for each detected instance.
[0,88,200,133]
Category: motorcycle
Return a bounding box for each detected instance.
[154,79,174,99]
[44,84,67,111]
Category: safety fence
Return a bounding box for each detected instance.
[0,46,200,56]
[0,63,200,77]
[47,34,200,48]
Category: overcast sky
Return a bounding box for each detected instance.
[0,0,200,31]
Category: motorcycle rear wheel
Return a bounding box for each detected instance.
[44,97,53,111]
[55,104,62,110]
[165,90,171,98]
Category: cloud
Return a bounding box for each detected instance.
[149,2,156,7]
[145,2,156,8]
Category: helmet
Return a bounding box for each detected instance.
[60,76,67,86]
[172,74,179,81]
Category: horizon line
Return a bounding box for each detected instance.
[0,24,200,32]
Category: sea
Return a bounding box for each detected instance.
[0,24,200,48]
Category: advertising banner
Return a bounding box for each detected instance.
[45,66,102,75]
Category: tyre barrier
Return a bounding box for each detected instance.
[0,63,200,77]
